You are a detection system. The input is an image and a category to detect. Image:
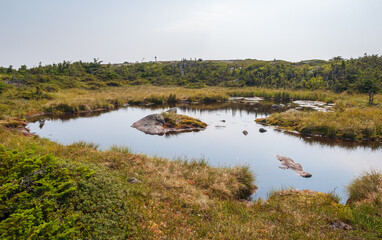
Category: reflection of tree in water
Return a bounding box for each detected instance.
[27,102,382,151]
[28,102,287,124]
[28,110,108,123]
[38,120,45,129]
[177,101,290,117]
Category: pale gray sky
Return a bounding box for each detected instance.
[1,0,381,68]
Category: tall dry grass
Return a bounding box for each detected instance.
[258,106,382,140]
[347,171,382,206]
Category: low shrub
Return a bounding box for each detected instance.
[0,145,90,239]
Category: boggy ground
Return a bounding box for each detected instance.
[256,106,382,142]
[0,128,381,239]
[1,85,382,143]
[0,86,382,239]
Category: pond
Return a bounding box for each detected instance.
[27,101,382,202]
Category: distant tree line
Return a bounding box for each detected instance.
[0,55,381,96]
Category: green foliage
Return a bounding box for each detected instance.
[0,82,7,94]
[0,144,143,239]
[3,54,382,96]
[0,145,88,239]
[18,86,53,100]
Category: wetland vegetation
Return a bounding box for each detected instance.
[1,56,382,239]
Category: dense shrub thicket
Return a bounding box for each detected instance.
[0,145,145,239]
[0,146,85,239]
[1,55,381,96]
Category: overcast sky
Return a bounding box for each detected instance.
[1,0,381,68]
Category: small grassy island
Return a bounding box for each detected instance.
[132,110,207,135]
[0,57,382,239]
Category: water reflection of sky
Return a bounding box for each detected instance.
[28,105,382,202]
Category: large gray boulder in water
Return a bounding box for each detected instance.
[132,114,167,135]
[132,113,207,135]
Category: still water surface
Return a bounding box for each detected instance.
[28,103,382,201]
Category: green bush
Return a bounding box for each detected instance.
[0,145,92,239]
[0,144,145,239]
[0,82,7,94]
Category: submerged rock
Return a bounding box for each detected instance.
[259,128,267,133]
[132,112,207,135]
[276,155,312,178]
[166,108,177,113]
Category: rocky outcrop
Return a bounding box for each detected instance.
[243,130,248,135]
[132,114,166,135]
[132,113,207,135]
[276,155,312,178]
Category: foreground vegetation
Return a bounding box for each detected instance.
[0,56,381,238]
[0,128,381,239]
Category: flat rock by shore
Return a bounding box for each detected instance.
[276,155,312,178]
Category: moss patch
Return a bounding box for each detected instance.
[161,112,207,129]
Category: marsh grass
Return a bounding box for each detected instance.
[257,106,382,141]
[347,171,382,206]
[327,188,342,204]
[227,89,335,102]
[346,171,382,236]
[108,145,131,154]
[1,84,381,120]
[70,141,100,150]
